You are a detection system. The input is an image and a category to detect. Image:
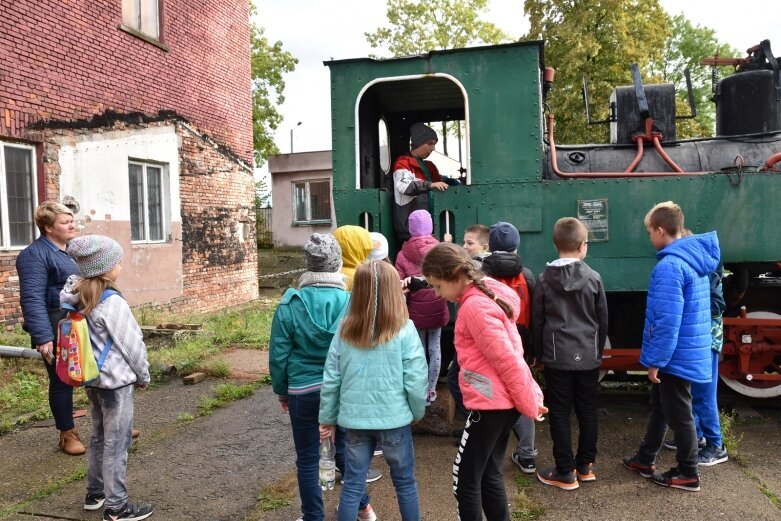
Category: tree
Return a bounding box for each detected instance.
[648,13,740,138]
[255,177,272,247]
[250,4,297,166]
[524,0,668,144]
[366,0,512,57]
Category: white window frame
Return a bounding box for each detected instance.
[0,142,38,250]
[128,160,170,244]
[291,179,332,225]
[122,0,160,39]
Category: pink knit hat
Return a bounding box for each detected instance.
[408,210,433,237]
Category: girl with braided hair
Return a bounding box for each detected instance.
[421,243,546,521]
[319,260,428,521]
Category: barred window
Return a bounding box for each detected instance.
[0,143,36,249]
[129,161,168,243]
[292,180,331,225]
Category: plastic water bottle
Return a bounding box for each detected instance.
[319,438,336,491]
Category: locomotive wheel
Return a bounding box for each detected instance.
[720,311,781,398]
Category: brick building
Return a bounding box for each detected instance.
[0,0,258,327]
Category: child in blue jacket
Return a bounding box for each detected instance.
[623,202,720,492]
[319,260,428,521]
[270,234,374,521]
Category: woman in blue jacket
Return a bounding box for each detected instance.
[16,201,83,455]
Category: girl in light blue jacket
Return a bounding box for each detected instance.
[319,260,428,521]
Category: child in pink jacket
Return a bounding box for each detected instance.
[396,210,449,405]
[422,243,546,521]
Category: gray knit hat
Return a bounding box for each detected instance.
[67,235,124,278]
[304,233,342,273]
[410,123,438,149]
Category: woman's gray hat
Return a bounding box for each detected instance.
[410,123,438,149]
[304,233,342,272]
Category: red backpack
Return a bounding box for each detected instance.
[496,273,532,347]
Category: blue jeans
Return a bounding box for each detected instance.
[288,393,368,521]
[692,349,722,447]
[85,385,135,510]
[340,425,419,521]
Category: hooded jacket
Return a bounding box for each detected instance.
[395,236,450,329]
[269,279,350,396]
[59,276,150,389]
[333,225,373,291]
[391,154,442,241]
[481,252,535,328]
[531,259,608,370]
[640,231,720,383]
[455,278,544,418]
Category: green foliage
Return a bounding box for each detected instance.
[199,383,255,415]
[148,337,220,377]
[366,0,511,56]
[198,360,231,378]
[720,409,743,458]
[177,412,195,423]
[647,13,740,138]
[524,0,669,144]
[510,473,544,519]
[202,304,276,348]
[250,3,298,166]
[0,324,31,347]
[255,178,272,248]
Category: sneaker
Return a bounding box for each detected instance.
[698,443,728,466]
[622,455,656,478]
[651,467,700,492]
[357,504,377,521]
[373,442,383,457]
[511,452,536,474]
[339,468,382,485]
[365,468,382,483]
[536,467,579,490]
[663,436,706,451]
[576,463,596,482]
[83,493,105,511]
[102,503,154,521]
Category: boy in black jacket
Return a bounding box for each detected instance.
[481,222,539,474]
[534,218,608,490]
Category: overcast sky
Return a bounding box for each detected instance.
[254,0,780,174]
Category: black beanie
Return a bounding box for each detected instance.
[410,123,438,149]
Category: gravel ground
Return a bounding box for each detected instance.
[1,362,779,521]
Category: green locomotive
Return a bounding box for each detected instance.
[325,40,781,398]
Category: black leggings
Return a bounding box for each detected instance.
[453,408,519,521]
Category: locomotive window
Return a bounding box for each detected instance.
[378,119,390,174]
[355,74,470,190]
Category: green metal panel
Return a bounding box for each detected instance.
[327,43,781,293]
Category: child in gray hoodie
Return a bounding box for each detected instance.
[533,218,608,491]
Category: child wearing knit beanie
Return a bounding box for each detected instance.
[396,210,450,405]
[270,233,382,519]
[61,235,153,520]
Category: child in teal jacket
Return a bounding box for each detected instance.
[320,260,427,521]
[270,234,372,521]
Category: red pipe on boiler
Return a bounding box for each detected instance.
[760,152,781,172]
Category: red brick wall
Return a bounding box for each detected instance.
[0,0,253,163]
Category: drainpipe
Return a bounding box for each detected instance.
[0,346,42,360]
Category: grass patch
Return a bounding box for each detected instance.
[0,358,89,434]
[177,412,195,423]
[202,305,276,349]
[720,410,743,460]
[244,471,297,521]
[147,337,220,377]
[197,360,231,378]
[0,463,86,519]
[510,474,544,520]
[199,383,256,416]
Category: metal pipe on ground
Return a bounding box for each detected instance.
[0,346,43,360]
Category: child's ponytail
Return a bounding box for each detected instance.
[422,243,514,319]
